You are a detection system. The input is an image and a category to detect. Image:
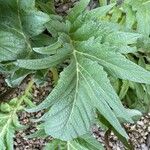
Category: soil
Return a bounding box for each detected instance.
[1,74,149,150]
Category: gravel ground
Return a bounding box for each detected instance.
[55,0,99,15]
[14,79,53,150]
[0,73,150,150]
[93,114,150,150]
[15,83,150,150]
[5,77,147,150]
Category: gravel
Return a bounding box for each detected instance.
[14,79,53,150]
[13,80,150,150]
[93,114,150,150]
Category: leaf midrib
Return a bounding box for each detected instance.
[60,51,80,138]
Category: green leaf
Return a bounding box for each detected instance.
[44,134,104,150]
[123,4,136,29]
[119,80,130,100]
[26,4,150,142]
[72,20,118,41]
[29,58,131,140]
[34,61,95,140]
[75,38,150,84]
[105,31,141,45]
[124,0,150,37]
[44,140,89,150]
[67,141,89,150]
[0,103,12,113]
[15,44,72,70]
[5,69,31,87]
[75,134,104,150]
[33,37,63,55]
[46,20,71,36]
[110,7,122,23]
[31,34,54,47]
[84,3,116,21]
[67,0,90,23]
[0,80,33,149]
[126,109,142,121]
[0,0,49,62]
[36,0,55,15]
[44,140,67,150]
[21,2,150,144]
[99,0,107,6]
[0,103,24,150]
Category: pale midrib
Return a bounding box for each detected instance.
[60,51,79,138]
[79,64,121,106]
[78,63,114,103]
[78,65,128,138]
[78,63,125,113]
[72,50,79,118]
[0,81,33,140]
[143,0,150,5]
[0,96,23,138]
[75,50,123,72]
[0,117,11,137]
[61,49,99,136]
[67,142,78,150]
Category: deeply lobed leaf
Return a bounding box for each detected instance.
[0,0,49,62]
[1,0,150,148]
[25,2,150,142]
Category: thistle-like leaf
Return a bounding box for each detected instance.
[125,0,150,37]
[0,100,26,150]
[0,0,49,62]
[24,3,150,142]
[0,0,147,146]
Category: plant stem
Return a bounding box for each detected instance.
[51,67,59,85]
[0,80,34,137]
[104,129,111,150]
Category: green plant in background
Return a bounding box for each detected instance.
[0,0,150,149]
[0,80,34,149]
[99,0,150,113]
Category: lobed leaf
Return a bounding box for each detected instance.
[27,3,150,142]
[0,0,49,62]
